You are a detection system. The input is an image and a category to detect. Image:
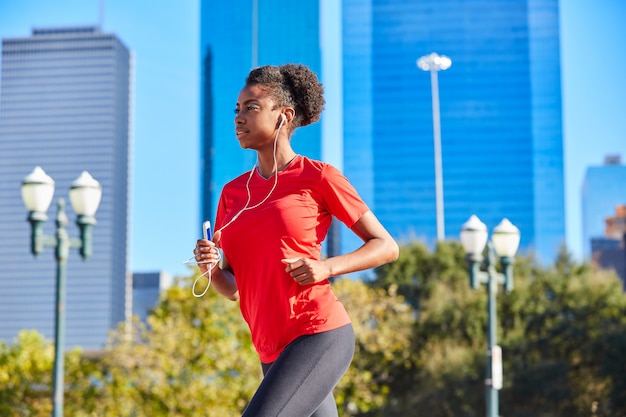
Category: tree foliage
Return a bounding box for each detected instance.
[369,241,626,417]
[332,279,415,415]
[0,330,54,416]
[1,246,625,416]
[73,271,261,416]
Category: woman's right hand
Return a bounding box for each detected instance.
[194,230,222,273]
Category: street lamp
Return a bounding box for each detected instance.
[460,215,520,417]
[417,52,451,242]
[21,166,102,417]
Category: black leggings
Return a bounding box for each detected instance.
[242,324,355,417]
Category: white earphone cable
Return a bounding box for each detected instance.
[185,115,286,297]
[214,116,283,235]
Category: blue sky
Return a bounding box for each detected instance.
[1,1,624,276]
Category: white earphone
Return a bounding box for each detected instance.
[188,110,291,297]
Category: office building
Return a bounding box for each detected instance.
[342,0,565,262]
[0,26,131,349]
[132,271,172,322]
[590,205,626,290]
[199,1,324,228]
[582,155,626,258]
[200,1,565,266]
[592,237,626,290]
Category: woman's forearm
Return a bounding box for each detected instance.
[325,211,399,277]
[209,266,239,301]
[325,235,398,277]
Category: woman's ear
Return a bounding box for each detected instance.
[284,107,296,124]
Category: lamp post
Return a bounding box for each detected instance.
[460,215,520,417]
[21,167,102,417]
[417,52,451,242]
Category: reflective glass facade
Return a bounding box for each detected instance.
[200,1,565,265]
[342,0,565,263]
[200,1,323,225]
[0,27,130,349]
[582,158,626,257]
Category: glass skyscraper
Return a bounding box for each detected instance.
[0,26,131,349]
[200,1,324,227]
[342,0,565,263]
[582,155,626,258]
[200,0,565,265]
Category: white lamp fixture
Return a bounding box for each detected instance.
[69,171,102,217]
[417,52,452,72]
[21,166,55,213]
[491,218,521,258]
[460,215,488,257]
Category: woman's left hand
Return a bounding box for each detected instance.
[281,258,331,286]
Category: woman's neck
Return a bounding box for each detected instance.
[256,148,298,179]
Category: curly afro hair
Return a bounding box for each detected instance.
[245,64,325,129]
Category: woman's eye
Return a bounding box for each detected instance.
[234,104,259,114]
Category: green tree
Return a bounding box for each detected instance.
[332,278,414,416]
[62,271,259,416]
[0,330,53,416]
[4,247,625,417]
[375,242,489,417]
[0,330,83,417]
[79,271,418,416]
[373,241,468,308]
[502,267,626,416]
[367,241,626,417]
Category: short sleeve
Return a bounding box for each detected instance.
[319,164,370,228]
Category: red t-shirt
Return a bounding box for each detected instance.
[215,155,369,363]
